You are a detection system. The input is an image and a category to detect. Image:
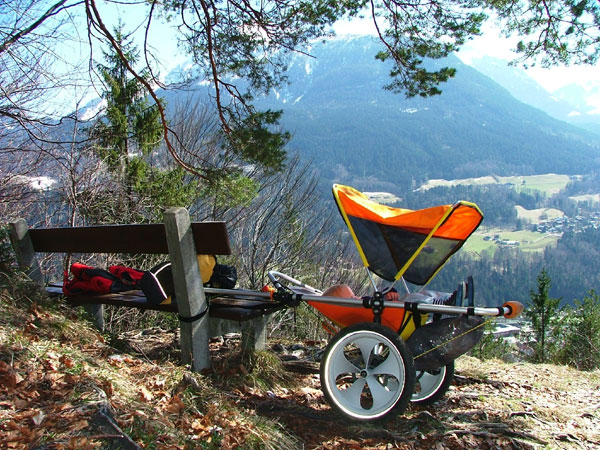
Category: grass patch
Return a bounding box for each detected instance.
[418,173,573,196]
[503,174,571,195]
[515,205,564,223]
[464,228,560,256]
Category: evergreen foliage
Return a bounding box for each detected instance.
[525,269,562,363]
[557,290,600,370]
[0,227,15,275]
[469,319,513,361]
[89,24,199,223]
[91,24,162,176]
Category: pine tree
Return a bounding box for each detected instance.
[92,24,161,188]
[89,24,197,223]
[525,269,561,363]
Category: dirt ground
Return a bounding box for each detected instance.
[1,301,599,449]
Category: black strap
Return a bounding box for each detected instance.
[397,301,422,333]
[397,313,412,335]
[178,303,210,323]
[413,310,422,328]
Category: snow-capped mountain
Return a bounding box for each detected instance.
[466,56,600,135]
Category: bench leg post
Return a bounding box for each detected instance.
[8,219,43,285]
[83,305,105,331]
[9,219,106,331]
[164,207,210,372]
[241,316,268,353]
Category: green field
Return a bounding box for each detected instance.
[419,173,575,196]
[463,228,560,257]
[505,174,573,195]
[515,205,564,223]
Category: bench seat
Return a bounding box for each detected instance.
[45,284,280,321]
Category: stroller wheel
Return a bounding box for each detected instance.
[320,322,415,421]
[411,362,454,405]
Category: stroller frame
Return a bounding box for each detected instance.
[202,184,523,421]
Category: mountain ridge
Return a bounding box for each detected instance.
[249,37,600,194]
[467,55,600,135]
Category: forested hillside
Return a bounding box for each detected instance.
[468,56,600,135]
[254,37,600,193]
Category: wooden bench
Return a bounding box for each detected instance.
[9,207,272,371]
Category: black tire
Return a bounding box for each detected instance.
[320,322,416,421]
[411,362,454,405]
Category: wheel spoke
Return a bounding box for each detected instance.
[338,378,367,410]
[354,336,379,368]
[417,372,440,394]
[367,375,399,409]
[412,368,446,402]
[371,353,400,377]
[332,353,360,378]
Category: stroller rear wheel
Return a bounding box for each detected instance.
[411,362,454,405]
[320,322,415,421]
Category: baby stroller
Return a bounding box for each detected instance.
[259,184,523,421]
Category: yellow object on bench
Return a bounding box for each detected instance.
[159,255,216,305]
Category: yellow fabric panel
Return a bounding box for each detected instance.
[159,255,216,305]
[198,255,216,283]
[399,311,429,341]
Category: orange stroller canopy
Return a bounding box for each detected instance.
[332,184,483,285]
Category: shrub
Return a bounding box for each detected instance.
[556,290,600,371]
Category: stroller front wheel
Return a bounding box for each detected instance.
[320,322,415,421]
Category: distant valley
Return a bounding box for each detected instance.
[416,174,574,195]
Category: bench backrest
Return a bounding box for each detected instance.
[27,222,231,255]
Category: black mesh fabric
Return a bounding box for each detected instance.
[348,216,462,284]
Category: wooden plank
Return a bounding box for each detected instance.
[47,285,276,320]
[209,298,283,321]
[28,222,231,255]
[12,220,105,331]
[66,296,273,320]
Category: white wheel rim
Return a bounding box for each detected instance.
[323,330,406,419]
[412,366,447,402]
